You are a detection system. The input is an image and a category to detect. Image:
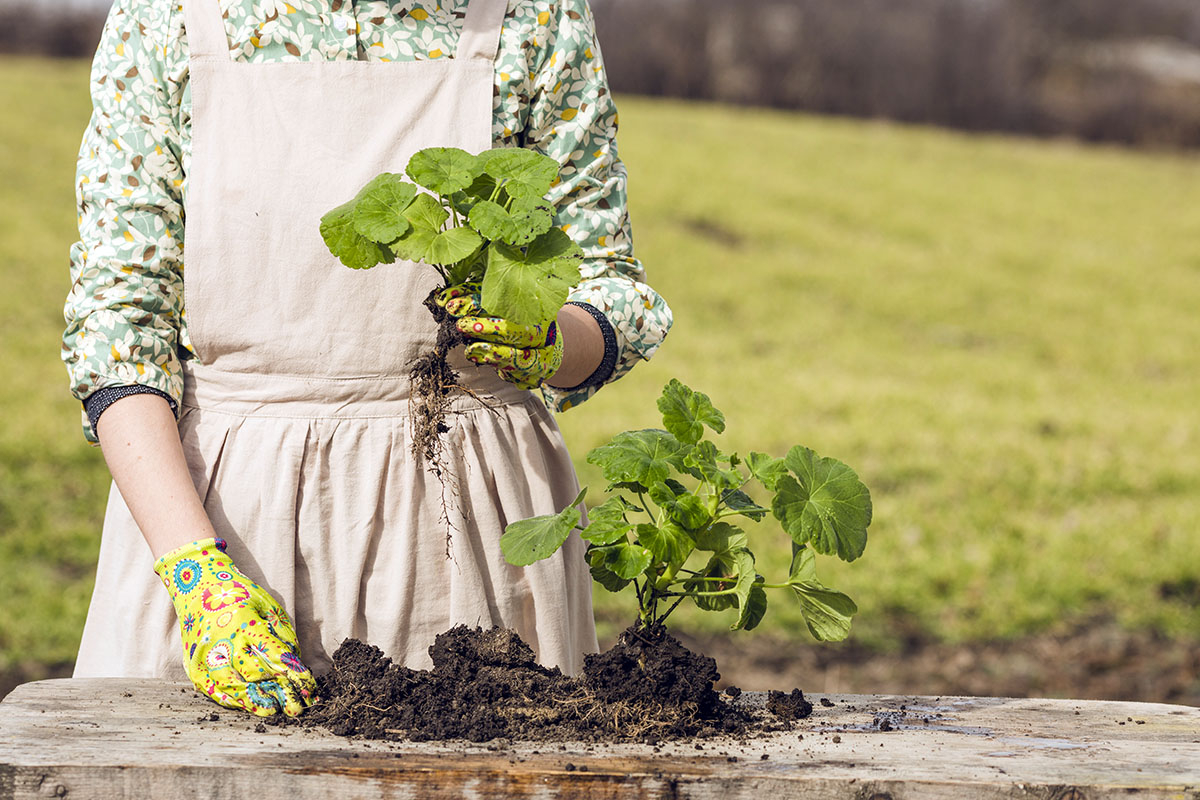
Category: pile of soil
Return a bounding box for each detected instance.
[294,625,796,743]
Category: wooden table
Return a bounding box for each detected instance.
[1,679,1196,798]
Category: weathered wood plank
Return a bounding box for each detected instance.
[1,679,1197,799]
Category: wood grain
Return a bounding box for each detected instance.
[1,679,1197,799]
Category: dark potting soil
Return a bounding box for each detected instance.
[293,625,811,743]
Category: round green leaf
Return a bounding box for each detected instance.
[425,226,483,267]
[589,559,631,593]
[406,147,482,195]
[481,227,583,325]
[320,200,390,270]
[771,447,872,562]
[586,429,685,486]
[581,495,637,545]
[482,148,560,199]
[609,542,654,580]
[351,174,418,243]
[658,379,725,445]
[635,522,692,570]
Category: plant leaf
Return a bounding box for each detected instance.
[692,521,748,554]
[425,226,484,266]
[788,546,818,584]
[771,446,872,562]
[792,583,858,641]
[404,192,449,231]
[719,488,768,521]
[587,429,685,486]
[468,197,554,246]
[500,488,585,566]
[734,579,768,631]
[658,379,725,445]
[635,522,692,570]
[609,542,654,580]
[728,549,757,623]
[351,173,418,243]
[589,558,631,593]
[446,246,488,286]
[406,147,482,195]
[746,451,787,491]
[648,482,711,530]
[482,228,583,324]
[483,148,560,200]
[450,172,508,216]
[686,555,737,611]
[581,496,637,545]
[786,547,857,641]
[683,440,743,493]
[320,200,391,270]
[391,194,483,266]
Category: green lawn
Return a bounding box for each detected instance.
[3,56,1199,676]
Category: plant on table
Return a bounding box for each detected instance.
[319,146,583,464]
[501,380,873,641]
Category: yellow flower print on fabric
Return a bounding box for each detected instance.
[155,538,317,717]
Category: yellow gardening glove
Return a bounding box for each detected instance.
[154,538,317,717]
[436,283,564,390]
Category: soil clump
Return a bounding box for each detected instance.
[295,625,793,743]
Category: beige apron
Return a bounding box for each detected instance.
[74,0,596,679]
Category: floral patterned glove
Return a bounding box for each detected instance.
[436,283,565,390]
[154,538,317,717]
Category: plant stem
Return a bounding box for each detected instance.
[665,587,739,598]
[659,595,686,625]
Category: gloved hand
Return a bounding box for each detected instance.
[154,538,317,717]
[436,283,564,390]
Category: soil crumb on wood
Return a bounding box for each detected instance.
[765,688,813,721]
[295,625,796,743]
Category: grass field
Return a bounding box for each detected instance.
[2,56,1199,680]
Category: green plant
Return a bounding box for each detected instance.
[501,380,873,640]
[319,147,584,461]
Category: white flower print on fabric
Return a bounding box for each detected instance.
[64,0,672,442]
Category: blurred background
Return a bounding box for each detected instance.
[2,0,1197,705]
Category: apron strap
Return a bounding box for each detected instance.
[458,0,509,63]
[183,0,232,62]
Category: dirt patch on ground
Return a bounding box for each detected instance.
[292,625,776,742]
[672,618,1200,707]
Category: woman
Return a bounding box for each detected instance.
[63,0,671,717]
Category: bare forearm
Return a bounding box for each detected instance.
[96,393,215,561]
[548,303,604,389]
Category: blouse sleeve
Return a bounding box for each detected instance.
[62,0,188,443]
[513,0,673,412]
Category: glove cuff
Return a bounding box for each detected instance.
[153,537,228,587]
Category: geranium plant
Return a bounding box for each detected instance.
[319,147,584,462]
[501,380,873,640]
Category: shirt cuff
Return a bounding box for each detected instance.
[84,385,178,436]
[555,301,619,391]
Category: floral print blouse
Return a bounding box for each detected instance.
[63,0,672,443]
